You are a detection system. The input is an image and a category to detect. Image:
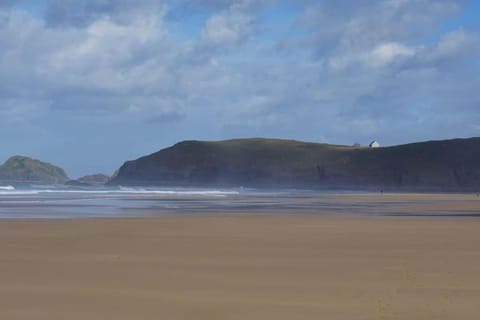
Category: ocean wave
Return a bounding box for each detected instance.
[118,187,239,195]
[0,187,240,196]
[0,185,15,191]
[0,190,39,195]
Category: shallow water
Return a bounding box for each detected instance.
[0,185,479,219]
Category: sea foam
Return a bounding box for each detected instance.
[0,186,239,196]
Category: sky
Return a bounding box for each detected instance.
[0,0,479,177]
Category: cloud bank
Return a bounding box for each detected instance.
[0,0,479,176]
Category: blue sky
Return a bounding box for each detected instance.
[1,0,479,177]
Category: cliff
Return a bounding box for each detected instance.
[108,137,480,191]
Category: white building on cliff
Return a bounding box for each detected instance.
[369,140,380,148]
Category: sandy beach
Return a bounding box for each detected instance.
[1,204,480,319]
[2,0,478,318]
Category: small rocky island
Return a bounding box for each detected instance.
[0,156,69,185]
[66,174,110,187]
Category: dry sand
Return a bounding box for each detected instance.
[1,197,480,319]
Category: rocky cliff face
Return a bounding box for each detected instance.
[0,156,69,184]
[108,137,480,191]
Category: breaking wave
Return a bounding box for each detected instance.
[0,186,240,196]
[117,187,239,195]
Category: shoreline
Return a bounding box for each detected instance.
[1,192,480,220]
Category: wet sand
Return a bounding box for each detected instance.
[1,209,480,319]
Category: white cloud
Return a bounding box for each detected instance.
[328,42,415,70]
[45,0,166,27]
[368,42,415,66]
[201,8,253,46]
[301,0,464,57]
[427,29,480,62]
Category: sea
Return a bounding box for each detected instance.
[0,184,478,219]
[0,184,367,219]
